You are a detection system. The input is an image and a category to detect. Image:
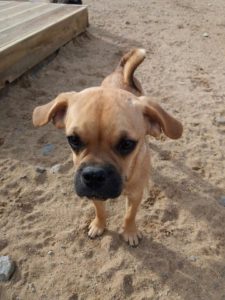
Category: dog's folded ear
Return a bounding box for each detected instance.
[32,92,76,129]
[139,96,183,139]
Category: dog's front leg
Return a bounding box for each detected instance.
[88,200,106,238]
[122,194,143,246]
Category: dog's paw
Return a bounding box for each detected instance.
[88,219,105,239]
[122,229,143,247]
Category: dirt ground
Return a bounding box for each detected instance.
[1,0,225,299]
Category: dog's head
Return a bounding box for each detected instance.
[33,87,182,200]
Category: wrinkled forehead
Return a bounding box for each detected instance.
[65,88,144,141]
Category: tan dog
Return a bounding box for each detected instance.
[33,49,182,246]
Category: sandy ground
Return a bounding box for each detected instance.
[1,0,225,299]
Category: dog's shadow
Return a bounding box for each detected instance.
[127,236,223,299]
[100,140,225,298]
[100,227,224,299]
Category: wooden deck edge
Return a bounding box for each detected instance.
[0,6,88,89]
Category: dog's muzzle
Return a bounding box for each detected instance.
[75,163,123,200]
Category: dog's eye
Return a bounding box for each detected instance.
[67,135,85,152]
[116,138,137,156]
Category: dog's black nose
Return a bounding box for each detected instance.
[82,166,106,187]
[75,163,123,200]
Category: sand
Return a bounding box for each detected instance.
[0,0,225,299]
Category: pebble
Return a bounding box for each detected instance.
[0,256,16,281]
[41,144,54,156]
[50,164,62,174]
[48,250,54,256]
[203,32,209,37]
[214,116,225,126]
[35,166,46,174]
[218,196,225,207]
[189,255,198,262]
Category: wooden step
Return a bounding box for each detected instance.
[0,1,88,88]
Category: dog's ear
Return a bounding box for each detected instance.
[32,92,76,129]
[139,96,183,139]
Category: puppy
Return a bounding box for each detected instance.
[33,49,182,246]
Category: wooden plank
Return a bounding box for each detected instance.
[0,2,44,21]
[0,5,88,88]
[0,1,10,6]
[0,2,45,22]
[0,1,21,10]
[0,4,61,31]
[0,6,85,48]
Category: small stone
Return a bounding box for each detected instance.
[41,144,54,156]
[35,166,46,174]
[125,21,130,25]
[48,250,54,256]
[189,255,198,262]
[214,116,225,126]
[0,256,16,281]
[203,32,209,37]
[218,196,225,207]
[123,274,134,295]
[50,164,62,174]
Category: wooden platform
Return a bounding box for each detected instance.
[0,1,88,88]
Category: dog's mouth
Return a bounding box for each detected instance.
[74,163,123,201]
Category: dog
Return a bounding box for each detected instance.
[32,49,183,246]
